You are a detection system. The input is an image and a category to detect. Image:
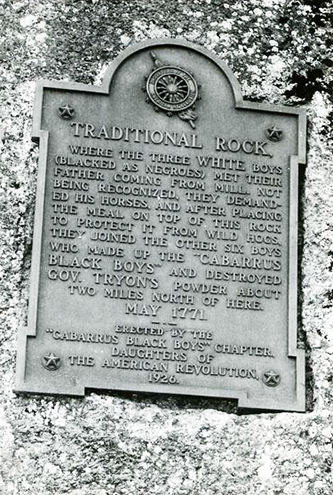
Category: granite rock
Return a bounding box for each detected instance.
[0,1,332,493]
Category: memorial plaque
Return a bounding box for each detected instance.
[15,39,306,411]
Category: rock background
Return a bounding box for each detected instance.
[0,0,333,493]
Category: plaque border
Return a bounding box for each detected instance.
[15,38,307,412]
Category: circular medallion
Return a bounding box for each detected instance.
[146,66,198,112]
[42,352,61,371]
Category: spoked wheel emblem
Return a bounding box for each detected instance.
[156,73,189,104]
[144,52,201,128]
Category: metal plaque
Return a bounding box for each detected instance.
[15,39,306,411]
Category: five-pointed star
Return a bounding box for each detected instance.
[266,125,283,142]
[263,370,280,386]
[58,104,75,119]
[43,352,61,370]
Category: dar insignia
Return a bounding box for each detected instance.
[144,51,201,128]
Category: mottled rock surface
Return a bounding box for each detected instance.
[0,0,332,493]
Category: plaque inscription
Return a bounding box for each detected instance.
[15,39,306,411]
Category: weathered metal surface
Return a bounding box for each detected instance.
[15,39,306,411]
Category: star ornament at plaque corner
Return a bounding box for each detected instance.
[265,125,283,142]
[58,103,75,120]
[42,352,61,371]
[262,370,281,387]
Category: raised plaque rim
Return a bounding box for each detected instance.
[15,38,306,412]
